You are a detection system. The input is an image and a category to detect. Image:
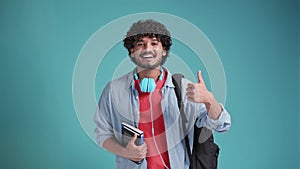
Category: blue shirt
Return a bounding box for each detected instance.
[94,68,231,169]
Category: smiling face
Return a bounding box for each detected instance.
[130,36,167,71]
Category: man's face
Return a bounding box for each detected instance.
[130,36,167,70]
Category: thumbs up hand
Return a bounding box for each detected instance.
[186,70,222,120]
[186,70,211,103]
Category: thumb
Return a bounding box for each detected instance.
[197,70,203,84]
[129,134,137,145]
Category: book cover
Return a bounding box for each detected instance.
[121,122,144,146]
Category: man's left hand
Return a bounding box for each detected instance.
[186,71,212,103]
[186,71,222,120]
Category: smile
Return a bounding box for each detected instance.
[141,54,155,58]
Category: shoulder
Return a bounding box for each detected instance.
[102,71,133,94]
[110,71,133,87]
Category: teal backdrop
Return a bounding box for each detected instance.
[1,0,299,169]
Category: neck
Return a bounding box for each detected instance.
[137,67,161,80]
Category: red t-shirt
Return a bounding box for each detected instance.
[135,71,171,169]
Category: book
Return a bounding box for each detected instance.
[121,122,145,164]
[121,122,144,146]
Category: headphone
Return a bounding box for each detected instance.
[134,67,170,169]
[134,67,164,93]
[149,90,170,169]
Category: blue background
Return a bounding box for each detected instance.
[1,0,299,169]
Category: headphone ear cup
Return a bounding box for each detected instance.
[140,78,148,92]
[140,78,156,93]
[147,78,156,92]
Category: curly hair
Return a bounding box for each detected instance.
[123,19,172,56]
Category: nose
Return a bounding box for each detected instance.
[143,42,153,51]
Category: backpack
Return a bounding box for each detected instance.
[172,74,220,169]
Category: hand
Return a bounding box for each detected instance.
[186,70,212,104]
[186,71,222,119]
[125,134,147,162]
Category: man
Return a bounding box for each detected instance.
[94,19,231,169]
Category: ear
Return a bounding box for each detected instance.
[162,50,167,56]
[130,49,134,57]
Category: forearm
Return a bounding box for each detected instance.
[205,92,222,120]
[103,137,127,158]
[103,136,147,162]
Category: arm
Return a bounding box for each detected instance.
[94,82,147,162]
[186,71,222,120]
[201,92,222,120]
[103,135,147,162]
[186,71,231,131]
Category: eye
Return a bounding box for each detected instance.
[151,42,158,46]
[135,42,145,47]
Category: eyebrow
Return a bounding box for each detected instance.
[136,37,159,42]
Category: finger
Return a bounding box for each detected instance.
[198,71,207,89]
[187,83,195,89]
[186,91,195,97]
[131,158,140,162]
[129,134,137,145]
[139,143,147,153]
[186,91,191,97]
[197,70,204,84]
[186,87,193,93]
[187,97,195,102]
[131,158,143,162]
[137,149,147,157]
[140,147,147,157]
[136,145,147,158]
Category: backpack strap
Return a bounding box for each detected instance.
[171,74,192,162]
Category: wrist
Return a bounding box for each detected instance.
[120,146,127,158]
[204,92,213,106]
[206,92,222,120]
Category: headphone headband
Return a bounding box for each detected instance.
[133,67,164,80]
[134,67,164,93]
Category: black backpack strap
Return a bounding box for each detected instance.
[172,74,192,162]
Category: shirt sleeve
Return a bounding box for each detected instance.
[196,104,231,132]
[94,82,115,148]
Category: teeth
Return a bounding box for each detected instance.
[142,54,153,58]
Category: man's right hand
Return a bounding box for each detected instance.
[124,134,147,162]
